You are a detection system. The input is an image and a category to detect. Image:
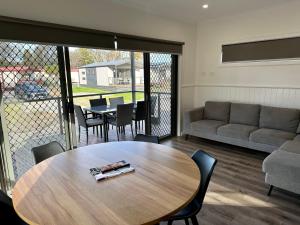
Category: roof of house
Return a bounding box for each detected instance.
[80,59,131,68]
[0,66,41,73]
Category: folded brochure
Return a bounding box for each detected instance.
[90,160,135,181]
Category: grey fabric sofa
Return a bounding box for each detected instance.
[183,101,300,195]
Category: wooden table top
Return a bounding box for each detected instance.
[12,141,200,225]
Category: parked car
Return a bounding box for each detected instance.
[15,82,49,100]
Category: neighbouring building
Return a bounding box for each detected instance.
[78,59,144,87]
[0,66,42,90]
[70,68,80,85]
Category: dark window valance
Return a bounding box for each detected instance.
[0,16,183,54]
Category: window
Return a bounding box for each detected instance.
[222,37,300,62]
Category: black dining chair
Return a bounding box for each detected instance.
[32,141,65,164]
[166,150,217,225]
[132,101,146,134]
[134,134,159,144]
[89,98,107,107]
[109,97,124,108]
[89,98,107,132]
[107,103,134,141]
[74,105,104,144]
[0,190,28,224]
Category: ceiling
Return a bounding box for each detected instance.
[110,0,296,24]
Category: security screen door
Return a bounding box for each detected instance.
[0,42,70,184]
[144,53,178,139]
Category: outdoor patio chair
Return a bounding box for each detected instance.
[132,101,146,134]
[107,103,134,141]
[109,97,124,108]
[89,98,107,107]
[74,105,104,144]
[32,141,65,164]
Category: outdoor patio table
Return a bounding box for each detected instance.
[12,141,200,225]
[83,105,136,142]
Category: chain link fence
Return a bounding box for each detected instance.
[0,42,66,180]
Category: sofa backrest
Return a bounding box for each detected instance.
[230,103,260,126]
[259,106,300,133]
[204,101,231,122]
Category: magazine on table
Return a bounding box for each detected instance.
[90,160,135,181]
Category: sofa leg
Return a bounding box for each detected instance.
[267,185,273,196]
[185,134,189,140]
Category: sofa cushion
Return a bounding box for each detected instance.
[259,106,300,133]
[230,103,260,126]
[263,150,300,191]
[279,141,300,154]
[191,120,226,135]
[217,124,258,141]
[250,128,296,147]
[204,101,231,122]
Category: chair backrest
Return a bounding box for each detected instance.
[32,141,65,164]
[116,103,134,126]
[109,97,124,108]
[192,150,217,211]
[0,190,27,224]
[89,98,107,107]
[74,105,87,127]
[134,134,159,144]
[135,101,146,120]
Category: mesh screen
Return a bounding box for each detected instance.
[0,42,66,180]
[149,53,172,137]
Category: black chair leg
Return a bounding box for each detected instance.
[267,185,273,196]
[116,126,119,141]
[191,216,199,225]
[135,121,137,135]
[185,134,189,140]
[78,126,81,142]
[86,128,89,144]
[167,220,173,225]
[100,125,103,138]
[185,218,190,225]
[131,124,134,139]
[96,126,99,136]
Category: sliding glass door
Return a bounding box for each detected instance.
[144,53,178,139]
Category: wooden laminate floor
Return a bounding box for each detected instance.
[163,136,300,225]
[77,128,300,225]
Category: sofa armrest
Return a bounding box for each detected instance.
[183,107,204,132]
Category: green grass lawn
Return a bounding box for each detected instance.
[72,85,144,106]
[72,86,108,94]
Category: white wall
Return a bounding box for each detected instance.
[194,1,300,109]
[96,67,112,86]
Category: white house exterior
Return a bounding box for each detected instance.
[77,59,143,87]
[70,68,80,84]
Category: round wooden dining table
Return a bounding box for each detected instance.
[12,141,200,225]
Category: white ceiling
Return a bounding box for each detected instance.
[110,0,296,24]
